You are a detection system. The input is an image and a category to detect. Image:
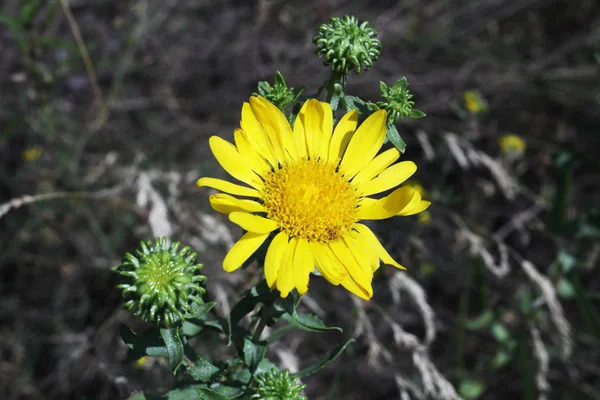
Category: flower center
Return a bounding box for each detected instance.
[261,159,358,243]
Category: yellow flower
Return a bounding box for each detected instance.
[418,211,431,225]
[463,90,487,114]
[498,134,526,154]
[197,97,430,300]
[21,146,43,162]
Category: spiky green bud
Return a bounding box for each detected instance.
[254,71,304,111]
[314,15,381,75]
[114,238,207,327]
[251,369,307,400]
[376,78,425,123]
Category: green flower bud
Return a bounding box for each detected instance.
[115,238,207,327]
[376,78,425,123]
[251,369,307,400]
[314,15,381,75]
[254,71,304,111]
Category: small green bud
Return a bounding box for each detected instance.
[254,71,304,110]
[375,77,425,123]
[115,238,207,327]
[251,369,307,400]
[314,15,381,75]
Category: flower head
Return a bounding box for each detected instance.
[498,134,526,154]
[115,238,207,327]
[254,72,304,111]
[197,96,430,300]
[376,78,425,123]
[463,90,488,114]
[314,15,381,75]
[251,369,307,400]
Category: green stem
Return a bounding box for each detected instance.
[325,69,346,111]
[252,306,270,342]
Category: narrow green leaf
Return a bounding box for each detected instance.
[491,322,511,343]
[120,325,168,358]
[243,337,267,374]
[491,349,512,370]
[459,379,485,400]
[280,295,341,333]
[185,302,216,319]
[379,81,389,95]
[186,359,221,383]
[19,0,45,24]
[274,71,286,86]
[409,109,426,118]
[160,328,185,373]
[465,311,494,330]
[296,338,354,378]
[557,278,575,298]
[197,387,229,400]
[386,123,406,153]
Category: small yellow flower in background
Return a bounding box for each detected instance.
[498,134,526,154]
[405,180,427,198]
[463,90,487,114]
[419,263,435,277]
[134,356,148,369]
[21,146,43,162]
[418,211,431,225]
[197,96,430,300]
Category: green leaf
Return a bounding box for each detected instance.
[408,109,426,118]
[385,123,406,153]
[120,325,169,359]
[557,250,577,273]
[185,302,216,320]
[329,90,342,113]
[280,295,342,333]
[197,387,229,400]
[127,393,147,400]
[243,337,267,374]
[557,278,575,298]
[160,385,206,400]
[379,81,389,96]
[342,95,372,115]
[228,294,270,343]
[465,311,494,330]
[0,13,27,52]
[491,349,513,370]
[257,81,270,97]
[459,379,485,400]
[296,338,354,378]
[186,359,221,383]
[274,71,286,86]
[160,328,185,373]
[491,322,511,343]
[19,0,45,24]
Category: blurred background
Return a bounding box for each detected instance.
[1,0,599,399]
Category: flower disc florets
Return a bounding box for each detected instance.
[314,15,381,74]
[251,369,307,400]
[115,238,207,327]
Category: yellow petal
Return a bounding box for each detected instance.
[293,238,313,295]
[318,102,333,160]
[339,110,387,178]
[223,231,269,272]
[341,274,372,300]
[358,161,417,196]
[346,231,380,272]
[240,102,278,166]
[356,186,417,220]
[399,200,431,216]
[277,237,297,298]
[234,129,271,176]
[209,136,262,189]
[329,239,373,294]
[311,242,346,285]
[354,223,406,270]
[264,231,289,288]
[197,177,259,197]
[351,147,401,188]
[294,99,324,160]
[249,96,288,162]
[229,212,279,234]
[209,193,265,214]
[328,110,358,165]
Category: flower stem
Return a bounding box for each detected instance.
[325,69,346,111]
[253,306,269,342]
